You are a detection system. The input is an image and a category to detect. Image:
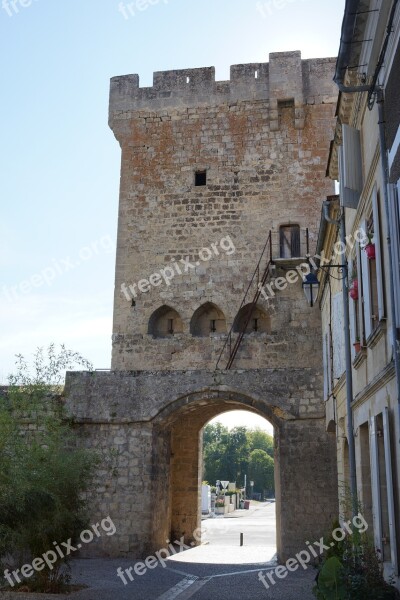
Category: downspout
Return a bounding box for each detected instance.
[377,91,400,443]
[322,202,358,512]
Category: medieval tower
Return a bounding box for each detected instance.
[109,51,337,372]
[66,51,339,561]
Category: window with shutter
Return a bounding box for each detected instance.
[348,258,358,358]
[371,187,385,320]
[279,225,300,258]
[339,125,363,209]
[391,183,400,327]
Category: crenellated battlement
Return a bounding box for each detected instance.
[109,51,337,131]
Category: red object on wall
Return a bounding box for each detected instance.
[349,279,359,300]
[365,243,376,260]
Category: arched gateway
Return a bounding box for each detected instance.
[64,51,340,563]
[65,367,337,562]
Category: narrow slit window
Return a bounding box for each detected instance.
[210,319,216,333]
[195,170,207,186]
[168,319,174,335]
[186,76,190,84]
[255,70,258,79]
[253,318,258,332]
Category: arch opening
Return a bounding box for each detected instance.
[148,305,183,338]
[232,304,271,334]
[190,302,227,337]
[151,395,278,565]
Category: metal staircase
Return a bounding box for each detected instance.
[216,232,273,370]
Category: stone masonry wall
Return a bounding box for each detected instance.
[65,369,338,561]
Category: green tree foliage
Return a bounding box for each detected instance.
[0,345,99,593]
[248,449,274,495]
[247,428,274,458]
[202,423,274,496]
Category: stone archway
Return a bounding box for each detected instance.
[65,369,338,563]
[150,393,277,550]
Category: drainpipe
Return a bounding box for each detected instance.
[377,91,400,442]
[339,210,358,512]
[322,202,358,513]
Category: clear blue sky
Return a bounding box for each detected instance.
[0,0,345,388]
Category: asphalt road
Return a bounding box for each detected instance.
[202,501,277,548]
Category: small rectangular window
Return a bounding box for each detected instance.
[279,225,300,258]
[168,319,174,335]
[195,170,207,186]
[210,319,216,333]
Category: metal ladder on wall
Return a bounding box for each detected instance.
[216,232,273,370]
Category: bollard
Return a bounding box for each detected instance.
[240,533,244,546]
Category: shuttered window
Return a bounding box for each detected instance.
[356,190,386,339]
[371,187,385,320]
[339,125,363,209]
[322,331,332,401]
[279,225,300,258]
[391,183,400,327]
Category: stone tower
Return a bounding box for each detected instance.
[109,51,337,372]
[65,51,339,562]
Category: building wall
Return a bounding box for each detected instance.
[323,3,400,581]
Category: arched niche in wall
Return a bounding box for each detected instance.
[190,303,227,337]
[148,305,183,338]
[232,304,270,334]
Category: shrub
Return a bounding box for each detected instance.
[0,345,99,593]
[313,519,400,600]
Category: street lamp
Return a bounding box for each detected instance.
[302,272,320,307]
[250,480,254,500]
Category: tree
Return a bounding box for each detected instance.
[202,423,230,485]
[247,428,274,459]
[248,449,274,496]
[0,345,99,593]
[202,423,275,495]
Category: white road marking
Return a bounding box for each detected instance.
[155,576,199,600]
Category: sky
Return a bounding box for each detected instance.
[0,0,345,429]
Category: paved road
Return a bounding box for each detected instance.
[166,501,277,565]
[0,503,317,600]
[202,501,276,547]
